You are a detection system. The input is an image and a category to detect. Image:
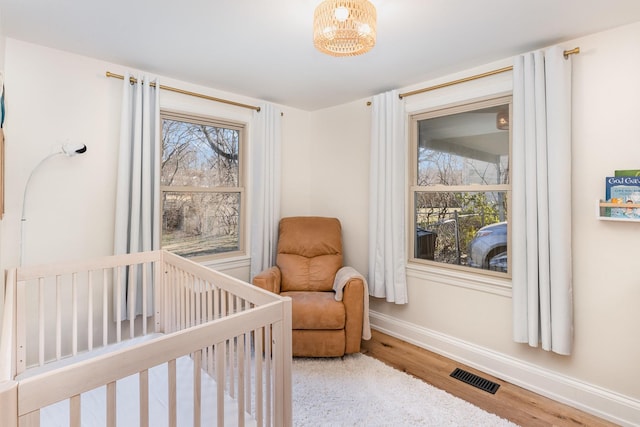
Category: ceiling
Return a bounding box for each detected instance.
[2,0,640,111]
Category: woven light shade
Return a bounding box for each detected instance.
[313,0,377,57]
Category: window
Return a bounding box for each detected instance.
[160,111,245,259]
[410,96,511,274]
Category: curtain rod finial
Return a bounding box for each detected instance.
[563,47,580,59]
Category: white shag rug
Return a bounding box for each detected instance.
[292,353,519,427]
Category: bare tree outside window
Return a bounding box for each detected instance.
[160,112,244,258]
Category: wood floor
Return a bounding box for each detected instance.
[360,330,617,427]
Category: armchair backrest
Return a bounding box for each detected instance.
[276,217,343,292]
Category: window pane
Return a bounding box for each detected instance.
[417,105,509,186]
[162,118,239,188]
[414,191,508,272]
[162,192,240,258]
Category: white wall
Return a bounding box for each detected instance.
[0,38,312,282]
[309,101,371,272]
[306,22,640,426]
[0,7,5,71]
[280,109,313,218]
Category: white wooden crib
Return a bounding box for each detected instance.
[0,250,292,426]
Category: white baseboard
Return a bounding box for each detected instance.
[370,311,640,427]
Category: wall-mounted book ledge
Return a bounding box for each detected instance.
[597,200,640,222]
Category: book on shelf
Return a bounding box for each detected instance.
[615,169,640,177]
[605,176,640,218]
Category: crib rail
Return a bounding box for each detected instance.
[18,301,290,426]
[0,250,293,427]
[6,251,163,376]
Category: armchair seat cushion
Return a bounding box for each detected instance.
[282,291,345,330]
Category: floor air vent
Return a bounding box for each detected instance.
[450,368,500,394]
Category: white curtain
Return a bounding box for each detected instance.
[114,72,160,318]
[512,46,573,355]
[250,103,282,280]
[369,90,408,304]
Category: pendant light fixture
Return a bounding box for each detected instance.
[313,0,377,57]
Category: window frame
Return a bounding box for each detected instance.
[408,94,513,278]
[159,109,247,262]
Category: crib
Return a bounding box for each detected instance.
[0,250,292,426]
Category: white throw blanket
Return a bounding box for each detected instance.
[332,266,371,340]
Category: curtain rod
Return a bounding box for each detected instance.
[105,71,261,112]
[398,47,580,99]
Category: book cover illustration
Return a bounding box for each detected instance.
[605,176,640,218]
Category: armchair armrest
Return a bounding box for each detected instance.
[252,266,282,294]
[342,278,365,353]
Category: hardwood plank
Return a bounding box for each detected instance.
[361,330,616,427]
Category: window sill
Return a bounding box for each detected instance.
[406,262,512,298]
[199,255,251,271]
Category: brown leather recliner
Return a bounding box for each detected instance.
[252,216,365,357]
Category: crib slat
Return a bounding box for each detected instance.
[38,278,44,367]
[206,283,213,322]
[184,270,189,328]
[255,327,264,426]
[170,264,176,333]
[194,350,202,427]
[176,269,181,330]
[203,280,208,323]
[56,276,61,361]
[244,329,252,416]
[214,285,220,321]
[265,325,272,426]
[70,394,81,427]
[185,271,190,328]
[172,265,178,333]
[88,272,93,351]
[102,269,108,347]
[165,264,172,333]
[72,273,78,356]
[195,277,201,325]
[228,338,235,399]
[237,333,245,427]
[142,262,148,335]
[185,272,190,328]
[168,359,177,427]
[190,273,195,328]
[206,345,214,377]
[221,289,227,318]
[140,369,149,427]
[175,268,180,331]
[215,342,225,427]
[128,265,135,339]
[116,266,122,343]
[106,381,116,427]
[166,264,171,332]
[180,271,185,331]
